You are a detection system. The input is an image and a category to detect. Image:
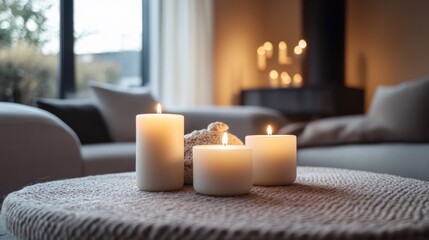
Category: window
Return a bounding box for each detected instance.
[0,0,60,105]
[73,0,143,98]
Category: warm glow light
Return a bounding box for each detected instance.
[264,42,273,51]
[293,74,303,87]
[222,132,228,146]
[257,46,265,56]
[269,70,278,80]
[281,72,291,86]
[257,46,267,71]
[263,41,273,58]
[267,125,272,136]
[279,41,286,50]
[294,46,302,55]
[299,39,307,48]
[157,103,162,114]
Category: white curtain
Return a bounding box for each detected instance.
[149,0,213,108]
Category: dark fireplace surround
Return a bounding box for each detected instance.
[241,0,364,119]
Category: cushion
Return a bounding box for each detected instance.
[90,82,157,142]
[81,142,136,176]
[368,75,429,141]
[36,98,111,144]
[279,76,429,147]
[279,115,390,147]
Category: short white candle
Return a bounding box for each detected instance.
[136,104,184,191]
[245,125,296,186]
[293,73,303,87]
[193,133,253,196]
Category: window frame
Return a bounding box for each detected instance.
[59,0,149,98]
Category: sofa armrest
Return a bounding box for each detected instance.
[0,103,83,198]
[168,106,286,141]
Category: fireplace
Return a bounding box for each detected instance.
[241,0,363,119]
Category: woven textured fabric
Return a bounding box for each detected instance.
[2,167,429,240]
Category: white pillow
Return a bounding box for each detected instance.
[90,82,157,142]
[368,76,429,141]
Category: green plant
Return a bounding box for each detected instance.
[0,0,51,47]
[0,43,122,104]
[0,1,122,104]
[0,43,57,105]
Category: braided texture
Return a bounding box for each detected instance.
[2,167,429,240]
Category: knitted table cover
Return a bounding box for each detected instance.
[2,167,429,240]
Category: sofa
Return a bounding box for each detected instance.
[2,77,429,199]
[290,76,429,181]
[0,83,286,198]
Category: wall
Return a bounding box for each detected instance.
[215,0,429,108]
[346,0,429,109]
[214,0,301,105]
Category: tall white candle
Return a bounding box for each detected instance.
[278,41,292,65]
[269,70,279,88]
[263,41,273,58]
[245,125,296,186]
[193,133,253,196]
[257,46,266,71]
[136,104,184,191]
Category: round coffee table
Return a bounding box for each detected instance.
[2,167,429,240]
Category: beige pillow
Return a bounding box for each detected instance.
[279,76,429,147]
[90,82,157,142]
[368,76,429,141]
[279,116,390,147]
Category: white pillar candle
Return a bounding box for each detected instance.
[278,41,292,65]
[257,46,266,71]
[193,133,253,196]
[269,70,279,88]
[136,104,184,191]
[245,125,296,186]
[263,41,273,58]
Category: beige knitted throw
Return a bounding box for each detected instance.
[2,167,429,240]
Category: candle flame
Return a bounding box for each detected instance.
[222,132,228,146]
[281,72,291,85]
[267,125,273,136]
[264,41,273,52]
[293,74,303,83]
[269,70,278,80]
[257,46,265,56]
[157,103,162,114]
[294,46,303,55]
[279,41,286,50]
[299,39,307,49]
[263,41,273,58]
